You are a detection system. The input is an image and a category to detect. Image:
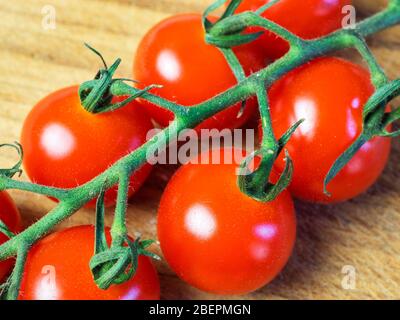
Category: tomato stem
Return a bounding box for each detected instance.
[0,220,14,239]
[110,81,188,116]
[111,169,130,247]
[0,176,70,200]
[348,33,388,88]
[4,241,29,300]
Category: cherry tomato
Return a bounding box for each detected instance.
[235,0,352,60]
[157,148,296,295]
[20,86,153,206]
[0,191,21,282]
[133,14,266,130]
[19,225,160,300]
[268,57,391,203]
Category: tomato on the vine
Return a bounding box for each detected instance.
[157,148,296,295]
[133,14,266,130]
[19,225,160,300]
[0,191,21,283]
[267,57,391,203]
[235,0,352,60]
[20,86,153,206]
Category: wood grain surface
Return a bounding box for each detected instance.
[0,0,399,300]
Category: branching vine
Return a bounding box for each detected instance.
[1,0,400,299]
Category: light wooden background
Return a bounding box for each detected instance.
[0,0,399,299]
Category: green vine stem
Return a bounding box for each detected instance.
[1,0,400,299]
[0,220,14,239]
[111,169,130,248]
[4,241,29,300]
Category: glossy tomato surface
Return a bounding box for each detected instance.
[158,148,296,295]
[21,86,153,206]
[236,0,352,59]
[19,225,160,300]
[134,14,266,130]
[269,57,391,203]
[0,191,21,282]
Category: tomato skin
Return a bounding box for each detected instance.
[133,14,266,130]
[157,148,296,295]
[268,57,391,203]
[236,0,352,60]
[20,86,153,206]
[19,226,160,300]
[0,192,21,282]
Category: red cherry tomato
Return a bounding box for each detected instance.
[235,0,352,60]
[20,86,153,206]
[134,14,266,130]
[19,225,160,300]
[267,57,391,203]
[0,191,21,282]
[158,148,296,295]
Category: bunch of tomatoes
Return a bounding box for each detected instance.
[0,0,393,299]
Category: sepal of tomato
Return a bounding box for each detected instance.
[133,14,267,130]
[19,225,160,300]
[0,191,21,283]
[20,86,154,207]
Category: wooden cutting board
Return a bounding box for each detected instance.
[0,0,399,300]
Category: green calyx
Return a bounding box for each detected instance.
[203,0,282,48]
[238,119,303,202]
[90,190,159,290]
[78,44,121,113]
[204,0,263,47]
[237,149,290,202]
[79,43,157,114]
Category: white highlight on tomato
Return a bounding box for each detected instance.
[346,107,358,139]
[293,97,317,139]
[250,244,270,261]
[41,123,75,159]
[35,265,59,300]
[121,286,140,300]
[250,224,276,260]
[157,50,181,82]
[316,0,340,15]
[254,223,277,240]
[185,204,217,240]
[351,97,360,109]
